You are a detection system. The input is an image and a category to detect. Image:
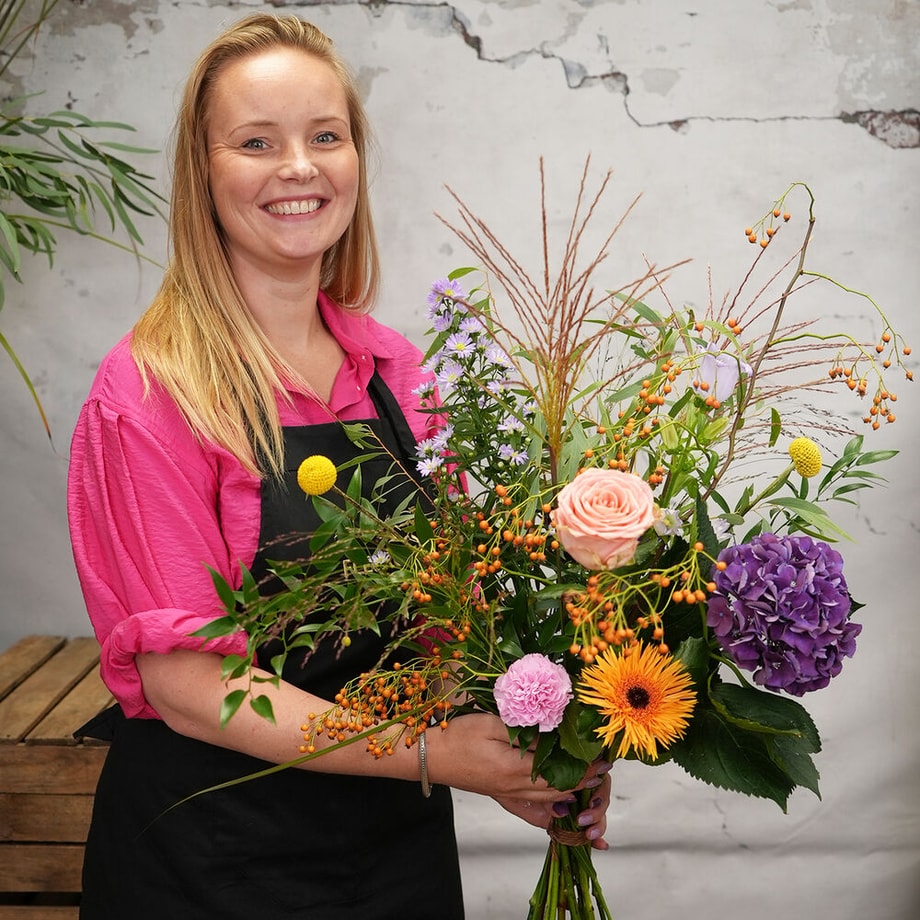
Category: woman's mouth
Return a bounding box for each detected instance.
[264,198,323,215]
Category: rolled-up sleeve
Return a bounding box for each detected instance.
[68,390,250,719]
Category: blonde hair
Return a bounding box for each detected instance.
[132,13,379,476]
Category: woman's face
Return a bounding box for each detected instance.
[206,47,359,285]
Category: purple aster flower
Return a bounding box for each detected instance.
[416,456,443,477]
[435,359,465,392]
[707,533,859,696]
[444,331,476,358]
[429,278,466,302]
[459,315,486,336]
[485,342,513,367]
[497,415,525,434]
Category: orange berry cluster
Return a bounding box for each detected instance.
[745,207,790,248]
[402,533,453,605]
[594,363,680,480]
[299,660,452,759]
[827,352,910,429]
[691,376,722,409]
[568,543,719,662]
[565,575,632,663]
[564,569,694,663]
[471,487,554,575]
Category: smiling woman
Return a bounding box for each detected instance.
[206,49,360,293]
[65,12,612,920]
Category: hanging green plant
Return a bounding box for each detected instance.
[0,0,165,438]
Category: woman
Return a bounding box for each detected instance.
[68,13,611,918]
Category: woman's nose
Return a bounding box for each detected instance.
[279,143,319,180]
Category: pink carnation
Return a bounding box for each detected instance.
[551,468,656,570]
[494,654,573,733]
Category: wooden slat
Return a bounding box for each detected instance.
[0,638,66,702]
[26,666,113,746]
[0,795,93,844]
[0,641,100,744]
[0,746,108,796]
[0,909,79,920]
[0,845,83,892]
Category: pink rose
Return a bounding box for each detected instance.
[552,468,656,570]
[494,654,573,733]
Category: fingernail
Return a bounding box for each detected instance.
[596,762,613,774]
[591,797,601,809]
[577,812,596,827]
[586,827,601,841]
[585,777,602,788]
[553,801,571,817]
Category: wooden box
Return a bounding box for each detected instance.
[0,636,113,919]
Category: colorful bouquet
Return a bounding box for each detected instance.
[200,161,911,919]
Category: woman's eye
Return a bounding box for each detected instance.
[314,131,340,145]
[241,138,268,150]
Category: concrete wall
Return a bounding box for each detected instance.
[1,1,917,917]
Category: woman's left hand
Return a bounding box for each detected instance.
[494,760,612,851]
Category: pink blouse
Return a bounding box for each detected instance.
[67,294,436,719]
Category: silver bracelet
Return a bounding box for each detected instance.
[418,730,432,798]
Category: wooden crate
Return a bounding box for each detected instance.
[0,636,113,919]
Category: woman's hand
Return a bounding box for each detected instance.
[495,763,611,850]
[426,713,612,848]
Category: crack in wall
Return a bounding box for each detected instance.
[81,0,920,150]
[340,0,920,149]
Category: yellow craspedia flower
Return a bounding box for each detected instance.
[297,455,337,496]
[788,437,822,478]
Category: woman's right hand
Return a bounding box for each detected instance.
[426,713,611,844]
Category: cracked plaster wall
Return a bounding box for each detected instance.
[1,1,917,918]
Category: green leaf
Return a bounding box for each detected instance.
[249,694,276,724]
[219,654,250,681]
[769,734,821,799]
[0,211,21,272]
[769,407,782,446]
[191,614,239,640]
[854,449,898,466]
[674,636,710,687]
[767,496,853,541]
[539,743,592,791]
[709,682,821,752]
[693,494,722,559]
[219,689,247,728]
[414,500,434,544]
[670,707,795,811]
[557,701,605,763]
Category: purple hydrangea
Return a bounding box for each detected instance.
[707,533,860,696]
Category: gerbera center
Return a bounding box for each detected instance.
[626,685,650,709]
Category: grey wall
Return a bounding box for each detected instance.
[1,1,918,918]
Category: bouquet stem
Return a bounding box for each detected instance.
[527,802,613,919]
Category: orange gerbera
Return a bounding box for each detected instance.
[577,642,696,760]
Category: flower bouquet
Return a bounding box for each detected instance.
[198,160,911,919]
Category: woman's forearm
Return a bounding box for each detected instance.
[135,648,421,781]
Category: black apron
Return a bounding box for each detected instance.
[78,373,463,919]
